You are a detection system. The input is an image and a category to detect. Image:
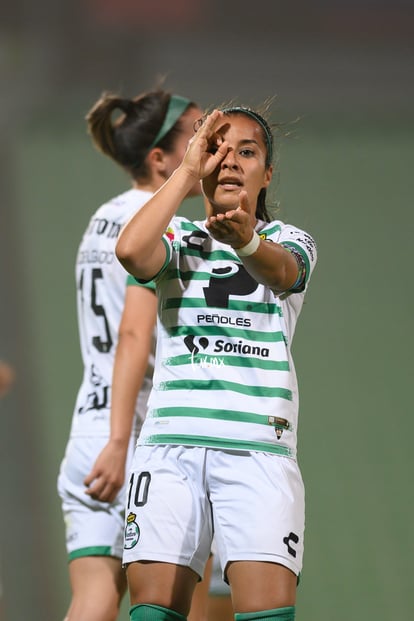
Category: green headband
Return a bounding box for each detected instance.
[221,106,273,165]
[149,95,191,149]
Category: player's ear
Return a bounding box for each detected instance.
[263,164,273,189]
[148,147,167,174]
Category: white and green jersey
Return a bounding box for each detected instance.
[139,217,317,459]
[69,188,155,438]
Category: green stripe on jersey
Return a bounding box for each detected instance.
[166,269,211,282]
[158,379,292,400]
[144,434,293,457]
[152,406,292,430]
[179,219,282,238]
[163,297,283,315]
[164,353,290,371]
[181,221,203,231]
[182,246,238,261]
[260,223,282,236]
[167,325,286,342]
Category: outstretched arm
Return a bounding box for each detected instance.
[206,191,301,294]
[84,284,157,503]
[116,110,229,281]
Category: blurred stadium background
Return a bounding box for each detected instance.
[0,1,413,619]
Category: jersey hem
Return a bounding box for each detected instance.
[68,545,120,561]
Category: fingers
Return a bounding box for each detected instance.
[83,468,95,488]
[238,190,249,213]
[84,473,120,503]
[193,110,228,157]
[84,465,119,502]
[197,109,223,134]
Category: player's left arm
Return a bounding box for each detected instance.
[244,228,317,295]
[84,283,157,502]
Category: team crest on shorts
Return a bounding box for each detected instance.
[124,512,140,549]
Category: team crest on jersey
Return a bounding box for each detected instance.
[268,416,290,439]
[124,512,140,549]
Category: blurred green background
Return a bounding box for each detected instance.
[1,2,413,620]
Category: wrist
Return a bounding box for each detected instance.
[108,435,130,448]
[233,230,261,257]
[175,164,199,188]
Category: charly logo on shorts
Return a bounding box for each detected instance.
[124,512,140,549]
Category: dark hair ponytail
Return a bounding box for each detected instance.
[86,90,196,181]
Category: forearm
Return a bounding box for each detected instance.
[236,233,299,293]
[109,330,153,446]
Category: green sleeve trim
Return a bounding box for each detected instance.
[126,274,156,290]
[280,241,311,285]
[68,545,115,561]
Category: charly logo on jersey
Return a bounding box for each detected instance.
[124,512,140,549]
[283,531,299,558]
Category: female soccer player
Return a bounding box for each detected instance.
[57,88,204,621]
[116,106,317,621]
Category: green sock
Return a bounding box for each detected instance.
[235,606,295,621]
[130,604,186,621]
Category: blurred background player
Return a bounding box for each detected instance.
[0,358,15,619]
[57,87,217,621]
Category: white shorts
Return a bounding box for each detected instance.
[209,552,231,596]
[122,445,305,578]
[57,435,136,561]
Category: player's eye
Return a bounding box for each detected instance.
[240,148,255,157]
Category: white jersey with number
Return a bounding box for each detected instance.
[69,188,155,438]
[139,216,317,459]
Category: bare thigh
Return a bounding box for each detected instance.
[65,556,127,621]
[127,561,200,617]
[188,555,213,621]
[227,561,297,613]
[207,595,234,621]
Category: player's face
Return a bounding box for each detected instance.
[202,113,272,216]
[164,106,203,197]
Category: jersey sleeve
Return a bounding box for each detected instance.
[278,224,317,292]
[125,219,178,286]
[126,274,156,291]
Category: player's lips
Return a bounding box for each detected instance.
[218,176,242,189]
